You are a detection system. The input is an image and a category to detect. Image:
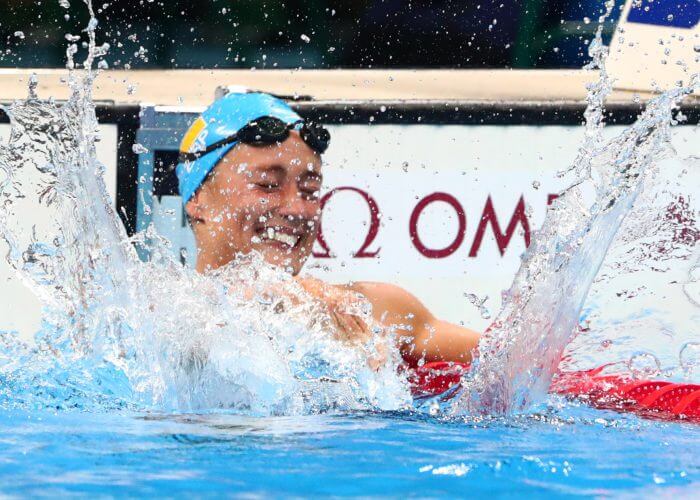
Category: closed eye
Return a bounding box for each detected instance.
[300,189,320,200]
[253,182,280,191]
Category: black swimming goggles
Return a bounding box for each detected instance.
[178,115,330,163]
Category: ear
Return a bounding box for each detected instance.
[185,190,206,224]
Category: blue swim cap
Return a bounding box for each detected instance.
[176,92,303,203]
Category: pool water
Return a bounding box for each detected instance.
[1,404,698,497]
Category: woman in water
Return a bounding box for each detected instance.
[177,92,480,368]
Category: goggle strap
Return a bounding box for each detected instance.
[178,133,240,163]
[178,117,329,163]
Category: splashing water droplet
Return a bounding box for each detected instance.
[132,143,149,154]
[464,293,491,320]
[679,342,700,378]
[28,73,38,99]
[628,352,661,378]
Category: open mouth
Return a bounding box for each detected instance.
[253,226,304,250]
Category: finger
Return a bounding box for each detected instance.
[330,310,351,338]
[350,314,370,338]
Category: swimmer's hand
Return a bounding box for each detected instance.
[221,272,388,369]
[295,276,373,345]
[222,272,373,344]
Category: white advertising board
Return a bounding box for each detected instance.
[2,119,696,341]
[608,0,699,92]
[0,124,118,340]
[148,122,696,332]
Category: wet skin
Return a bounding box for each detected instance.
[186,132,322,276]
[185,132,481,367]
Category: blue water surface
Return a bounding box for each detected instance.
[0,403,698,497]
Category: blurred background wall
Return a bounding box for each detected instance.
[0,0,620,70]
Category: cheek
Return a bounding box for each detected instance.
[240,188,278,211]
[219,183,271,208]
[229,198,276,238]
[309,210,321,232]
[300,216,320,249]
[309,203,322,226]
[299,196,321,217]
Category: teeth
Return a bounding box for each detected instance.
[272,232,299,247]
[260,229,300,247]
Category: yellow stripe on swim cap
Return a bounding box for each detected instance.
[179,116,207,153]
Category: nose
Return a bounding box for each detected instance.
[277,184,318,221]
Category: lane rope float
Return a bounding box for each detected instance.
[410,361,700,423]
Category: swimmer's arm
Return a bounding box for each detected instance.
[349,282,481,367]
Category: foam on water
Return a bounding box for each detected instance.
[0,1,697,418]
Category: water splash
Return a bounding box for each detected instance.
[0,0,697,418]
[455,8,699,414]
[0,1,410,414]
[562,152,699,379]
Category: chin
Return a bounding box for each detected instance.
[253,247,301,274]
[251,238,312,275]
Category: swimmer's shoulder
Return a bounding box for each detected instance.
[295,276,433,327]
[347,281,433,326]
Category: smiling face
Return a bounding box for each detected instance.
[185,131,322,275]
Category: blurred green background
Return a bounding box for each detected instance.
[0,0,620,69]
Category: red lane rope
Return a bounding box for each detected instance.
[410,361,700,423]
[408,361,467,398]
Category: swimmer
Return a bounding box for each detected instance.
[176,92,480,368]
